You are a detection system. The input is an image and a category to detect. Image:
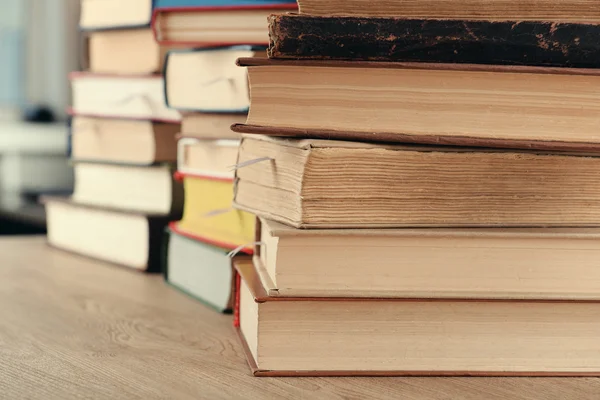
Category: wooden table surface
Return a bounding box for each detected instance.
[2,236,599,400]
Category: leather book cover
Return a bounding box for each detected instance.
[232,257,600,377]
[268,14,600,68]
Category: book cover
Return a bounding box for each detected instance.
[268,15,600,68]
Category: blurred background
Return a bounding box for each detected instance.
[0,0,79,234]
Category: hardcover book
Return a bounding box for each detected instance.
[254,218,600,299]
[71,116,179,165]
[85,29,176,75]
[80,0,154,30]
[175,172,255,250]
[152,2,296,45]
[233,58,600,153]
[164,46,265,113]
[72,163,183,216]
[180,112,245,139]
[296,0,600,21]
[44,196,169,272]
[177,137,239,179]
[234,257,600,377]
[234,135,600,228]
[164,226,251,312]
[268,14,600,68]
[70,72,181,122]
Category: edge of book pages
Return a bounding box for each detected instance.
[232,124,600,154]
[232,258,600,377]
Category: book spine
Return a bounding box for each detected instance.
[268,14,600,68]
[233,272,241,328]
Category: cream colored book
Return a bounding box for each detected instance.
[234,135,600,228]
[256,218,600,299]
[235,258,600,377]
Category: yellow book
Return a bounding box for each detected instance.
[175,173,255,250]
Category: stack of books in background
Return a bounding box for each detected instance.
[44,0,182,272]
[154,0,296,312]
[231,1,600,376]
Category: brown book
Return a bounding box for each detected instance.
[232,58,600,153]
[72,163,183,217]
[234,257,600,377]
[85,29,174,75]
[43,196,169,273]
[254,217,600,300]
[296,0,600,22]
[71,116,179,165]
[180,112,245,140]
[268,14,600,68]
[234,135,600,228]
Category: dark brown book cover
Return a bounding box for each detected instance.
[268,14,600,67]
[232,257,600,377]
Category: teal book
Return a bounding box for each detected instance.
[163,226,250,313]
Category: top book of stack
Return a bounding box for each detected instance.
[231,1,600,154]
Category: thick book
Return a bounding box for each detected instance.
[181,112,245,139]
[44,196,169,272]
[164,226,251,313]
[70,73,181,122]
[234,257,600,377]
[80,0,154,30]
[152,3,296,46]
[234,135,600,228]
[164,46,264,113]
[296,0,600,21]
[175,172,255,251]
[73,163,183,217]
[255,218,600,299]
[232,58,600,153]
[85,29,175,75]
[268,14,600,68]
[71,116,179,165]
[177,137,239,179]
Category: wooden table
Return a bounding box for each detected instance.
[1,236,598,400]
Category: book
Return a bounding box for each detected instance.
[44,196,169,272]
[86,29,172,75]
[234,257,600,377]
[177,137,239,179]
[234,135,600,228]
[232,58,600,153]
[164,46,265,113]
[71,116,179,165]
[70,72,181,122]
[152,2,296,45]
[181,112,245,139]
[175,172,255,250]
[268,14,600,68]
[295,0,600,21]
[255,218,600,299]
[165,225,251,312]
[72,163,183,216]
[80,0,154,30]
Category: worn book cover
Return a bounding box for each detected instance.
[268,14,600,68]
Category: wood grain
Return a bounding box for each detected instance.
[1,236,599,399]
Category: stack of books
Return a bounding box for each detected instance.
[44,0,182,272]
[157,0,296,312]
[231,2,600,376]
